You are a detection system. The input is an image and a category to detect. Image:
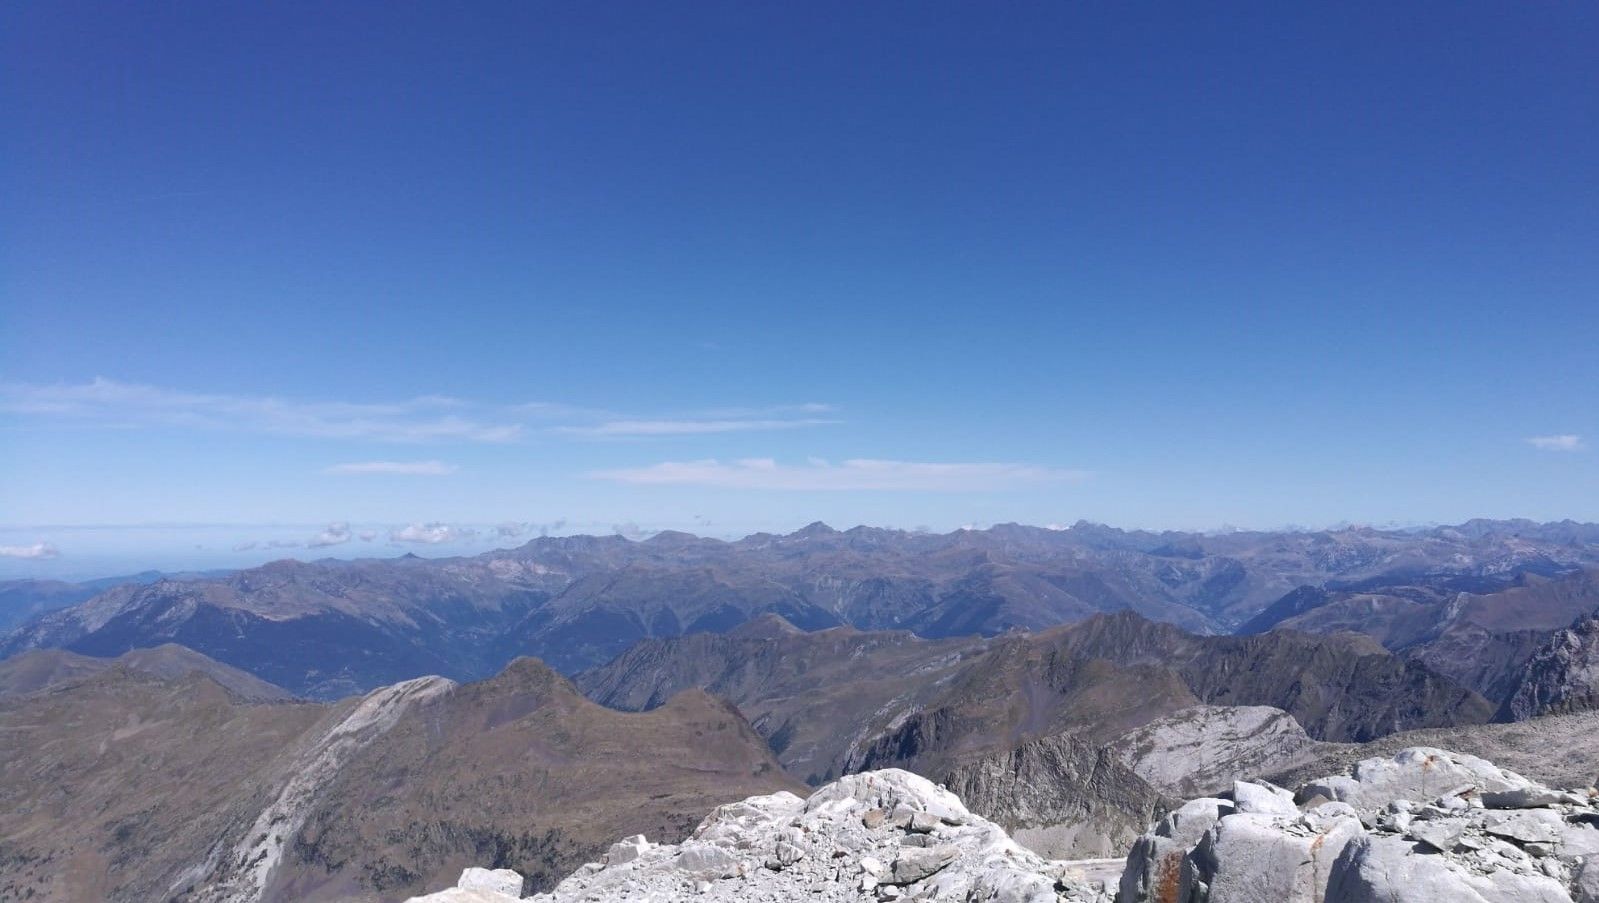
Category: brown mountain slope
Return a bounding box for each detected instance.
[0,669,334,902]
[0,658,796,903]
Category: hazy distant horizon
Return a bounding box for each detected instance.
[5,513,1595,582]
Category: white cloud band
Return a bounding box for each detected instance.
[0,542,60,560]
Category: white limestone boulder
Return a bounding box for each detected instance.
[1118,747,1599,903]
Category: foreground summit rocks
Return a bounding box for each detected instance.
[410,769,1112,902]
[1120,747,1599,902]
[421,747,1599,902]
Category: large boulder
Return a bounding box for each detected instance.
[1118,796,1234,903]
[1326,832,1575,902]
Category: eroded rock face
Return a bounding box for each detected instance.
[1501,615,1599,721]
[409,769,1112,902]
[1118,746,1599,903]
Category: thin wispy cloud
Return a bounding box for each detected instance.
[554,418,839,437]
[0,378,519,443]
[590,458,1089,491]
[324,460,458,475]
[1526,434,1585,452]
[0,378,836,445]
[0,542,60,560]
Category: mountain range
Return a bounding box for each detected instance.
[5,519,1598,699]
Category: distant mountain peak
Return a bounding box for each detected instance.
[792,521,838,537]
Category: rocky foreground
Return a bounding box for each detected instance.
[414,747,1599,902]
[411,769,1109,902]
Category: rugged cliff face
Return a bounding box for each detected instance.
[942,733,1170,858]
[1499,615,1599,721]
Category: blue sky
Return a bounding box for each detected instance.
[3,2,1596,576]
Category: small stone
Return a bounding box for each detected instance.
[908,811,940,833]
[457,867,525,896]
[1409,819,1465,853]
[890,844,958,884]
[862,808,886,829]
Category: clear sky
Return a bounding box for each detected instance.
[3,2,1597,577]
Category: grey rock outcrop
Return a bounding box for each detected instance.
[1118,746,1599,902]
[1114,705,1319,798]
